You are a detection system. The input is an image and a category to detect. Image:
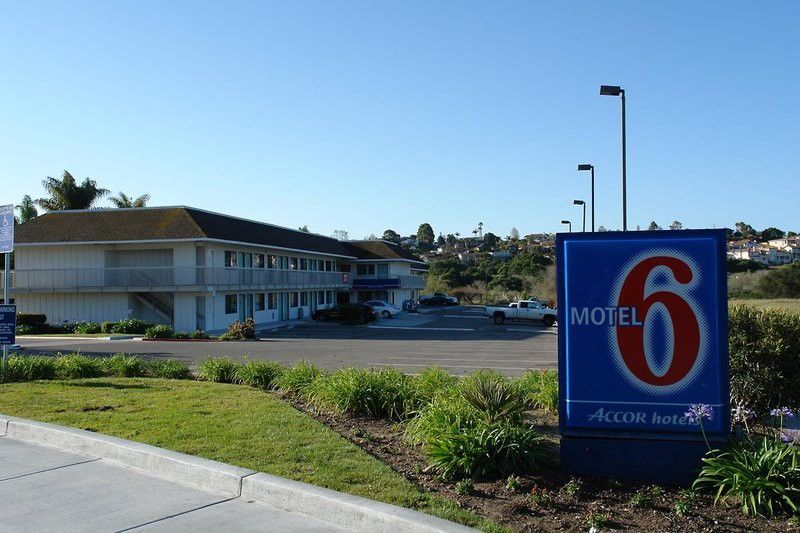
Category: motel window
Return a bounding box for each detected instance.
[268,293,277,310]
[325,261,332,272]
[289,257,298,270]
[301,292,308,306]
[357,264,375,276]
[327,291,335,304]
[300,258,308,270]
[254,254,265,268]
[255,293,265,311]
[224,251,237,268]
[290,292,299,308]
[268,255,277,269]
[225,294,237,314]
[377,264,388,276]
[317,291,324,304]
[339,264,351,273]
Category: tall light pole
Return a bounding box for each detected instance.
[573,200,586,232]
[578,164,595,232]
[600,84,627,231]
[561,220,572,233]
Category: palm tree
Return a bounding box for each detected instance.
[36,171,108,211]
[15,195,38,223]
[110,192,151,208]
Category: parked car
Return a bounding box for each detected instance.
[418,293,459,306]
[363,300,402,319]
[312,303,377,323]
[484,300,557,326]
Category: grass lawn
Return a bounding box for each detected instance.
[0,378,504,532]
[729,298,800,313]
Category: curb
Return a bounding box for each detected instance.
[16,335,141,341]
[0,414,473,532]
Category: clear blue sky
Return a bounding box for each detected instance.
[1,1,797,239]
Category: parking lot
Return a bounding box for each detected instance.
[17,306,557,377]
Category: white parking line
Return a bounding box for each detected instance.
[442,315,487,319]
[367,325,475,332]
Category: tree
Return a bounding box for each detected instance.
[382,229,401,243]
[510,227,520,240]
[483,232,500,249]
[436,233,446,246]
[15,195,38,223]
[417,223,435,246]
[669,221,684,230]
[445,234,457,245]
[760,227,785,242]
[298,225,310,232]
[648,221,662,231]
[598,226,607,232]
[332,229,349,241]
[36,170,108,211]
[364,233,378,240]
[110,192,150,208]
[789,231,798,237]
[734,222,757,240]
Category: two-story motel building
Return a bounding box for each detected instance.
[6,207,426,332]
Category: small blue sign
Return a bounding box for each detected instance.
[557,229,729,483]
[0,304,16,345]
[0,204,13,254]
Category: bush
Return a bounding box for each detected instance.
[197,357,240,383]
[101,354,146,377]
[100,321,118,334]
[110,319,152,334]
[516,370,559,413]
[757,262,800,298]
[16,313,47,329]
[146,359,191,379]
[220,318,256,341]
[144,325,173,339]
[54,354,103,379]
[413,367,459,405]
[73,321,101,335]
[235,360,285,389]
[4,356,56,382]
[275,360,324,396]
[459,370,525,424]
[405,393,483,445]
[173,332,191,339]
[693,436,800,517]
[15,324,36,335]
[426,422,547,479]
[729,305,800,410]
[308,367,420,420]
[190,329,210,339]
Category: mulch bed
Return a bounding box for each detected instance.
[284,395,798,532]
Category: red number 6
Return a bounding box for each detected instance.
[616,256,700,386]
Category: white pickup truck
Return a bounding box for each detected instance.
[484,300,557,326]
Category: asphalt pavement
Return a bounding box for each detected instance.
[16,306,557,377]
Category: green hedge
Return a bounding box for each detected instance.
[729,305,800,411]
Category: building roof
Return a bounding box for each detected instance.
[14,207,418,262]
[343,240,426,264]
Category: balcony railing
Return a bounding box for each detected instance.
[351,274,426,290]
[6,267,350,292]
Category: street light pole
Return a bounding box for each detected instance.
[573,200,586,232]
[561,220,572,233]
[578,164,595,232]
[600,84,627,230]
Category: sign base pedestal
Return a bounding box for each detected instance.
[561,436,713,486]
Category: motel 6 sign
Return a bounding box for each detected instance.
[556,229,729,483]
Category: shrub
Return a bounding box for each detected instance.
[757,262,800,298]
[100,321,118,333]
[308,367,419,420]
[101,354,146,377]
[506,475,523,492]
[190,329,210,339]
[144,325,173,339]
[54,354,103,379]
[516,369,558,413]
[4,356,56,382]
[405,393,483,446]
[110,319,152,334]
[455,479,474,495]
[426,422,547,479]
[197,357,240,383]
[728,305,800,410]
[16,313,47,329]
[147,359,191,380]
[235,360,285,389]
[693,436,800,517]
[563,477,584,498]
[413,367,459,405]
[173,332,191,339]
[529,486,555,509]
[220,318,256,341]
[275,360,324,396]
[15,324,36,335]
[73,321,101,335]
[459,370,525,424]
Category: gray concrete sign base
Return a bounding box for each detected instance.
[0,415,473,532]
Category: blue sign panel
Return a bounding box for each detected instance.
[0,304,16,345]
[0,204,13,254]
[557,229,729,442]
[352,278,401,290]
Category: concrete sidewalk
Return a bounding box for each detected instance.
[0,437,344,532]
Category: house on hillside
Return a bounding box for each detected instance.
[7,207,426,333]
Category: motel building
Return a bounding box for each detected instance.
[6,207,427,333]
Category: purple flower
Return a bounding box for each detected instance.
[731,404,755,423]
[770,407,795,418]
[780,430,800,445]
[685,404,714,424]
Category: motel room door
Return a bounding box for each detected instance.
[279,293,289,321]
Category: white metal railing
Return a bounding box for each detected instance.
[8,267,349,291]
